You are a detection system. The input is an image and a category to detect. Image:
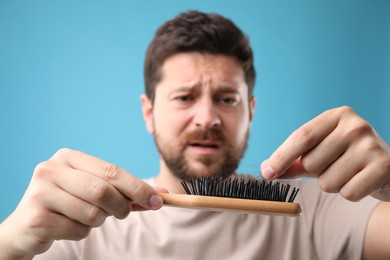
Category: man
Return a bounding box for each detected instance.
[1,10,389,260]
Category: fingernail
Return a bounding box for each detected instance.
[262,165,276,179]
[149,194,163,209]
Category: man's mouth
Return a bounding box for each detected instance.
[188,140,220,149]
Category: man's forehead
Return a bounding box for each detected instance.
[160,52,246,91]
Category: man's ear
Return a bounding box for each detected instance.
[249,96,256,123]
[140,94,154,134]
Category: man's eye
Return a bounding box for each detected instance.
[219,97,237,106]
[175,95,193,102]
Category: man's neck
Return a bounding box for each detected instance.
[154,161,187,194]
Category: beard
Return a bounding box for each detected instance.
[154,127,249,180]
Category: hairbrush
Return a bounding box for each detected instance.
[160,177,301,216]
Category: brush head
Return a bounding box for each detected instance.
[181,176,300,203]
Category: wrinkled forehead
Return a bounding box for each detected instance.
[159,52,247,93]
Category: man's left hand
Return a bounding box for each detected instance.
[261,106,390,202]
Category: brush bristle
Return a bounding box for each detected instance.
[181,177,299,203]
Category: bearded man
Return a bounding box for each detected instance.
[1,10,390,260]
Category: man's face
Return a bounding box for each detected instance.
[141,52,255,180]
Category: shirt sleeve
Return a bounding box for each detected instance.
[297,179,380,260]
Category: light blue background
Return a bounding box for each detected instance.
[0,1,389,220]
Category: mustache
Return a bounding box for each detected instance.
[181,128,228,144]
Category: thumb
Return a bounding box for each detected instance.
[131,186,169,211]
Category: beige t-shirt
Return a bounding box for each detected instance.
[35,178,379,260]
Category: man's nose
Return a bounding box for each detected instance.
[193,98,221,129]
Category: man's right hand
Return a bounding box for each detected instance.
[0,148,163,259]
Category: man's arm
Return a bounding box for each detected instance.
[261,106,390,258]
[363,202,390,260]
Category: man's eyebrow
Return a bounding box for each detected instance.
[217,86,240,93]
[171,84,201,93]
[170,84,239,94]
[174,86,194,92]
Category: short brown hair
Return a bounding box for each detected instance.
[144,10,256,102]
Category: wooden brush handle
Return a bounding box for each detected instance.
[160,193,302,216]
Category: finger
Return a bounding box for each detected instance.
[27,209,92,242]
[130,186,171,211]
[50,148,163,210]
[131,188,172,212]
[153,186,169,193]
[49,162,132,219]
[29,179,109,227]
[316,149,366,194]
[299,126,349,176]
[261,109,340,179]
[130,187,170,211]
[339,163,386,202]
[265,159,310,179]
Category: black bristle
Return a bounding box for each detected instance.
[288,188,300,203]
[199,177,205,195]
[224,178,230,197]
[212,177,218,196]
[181,181,191,194]
[181,177,300,203]
[217,177,223,197]
[190,178,197,195]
